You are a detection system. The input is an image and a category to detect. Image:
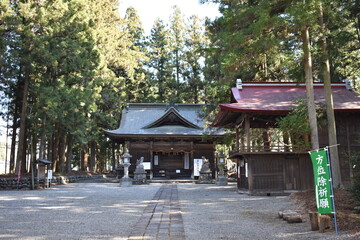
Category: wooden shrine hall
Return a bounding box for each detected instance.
[105,103,225,179]
[211,81,360,195]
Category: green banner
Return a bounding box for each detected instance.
[309,149,334,214]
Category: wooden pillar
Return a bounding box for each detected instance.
[263,128,270,152]
[247,156,253,193]
[346,115,353,181]
[191,141,194,179]
[235,127,240,152]
[150,141,153,179]
[245,114,251,152]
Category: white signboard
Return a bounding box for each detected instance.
[143,162,151,170]
[47,170,53,179]
[245,163,248,178]
[154,155,159,165]
[193,159,203,177]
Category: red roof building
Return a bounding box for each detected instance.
[212,82,360,194]
[213,82,360,128]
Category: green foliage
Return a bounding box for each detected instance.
[0,0,148,172]
[277,99,326,150]
[205,0,360,83]
[347,150,360,204]
[351,173,360,205]
[147,18,174,102]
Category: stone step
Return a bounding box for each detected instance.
[149,179,197,184]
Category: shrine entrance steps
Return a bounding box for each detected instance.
[149,179,197,184]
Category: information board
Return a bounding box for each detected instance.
[143,162,151,170]
[193,158,203,177]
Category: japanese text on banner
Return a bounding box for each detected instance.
[309,149,333,214]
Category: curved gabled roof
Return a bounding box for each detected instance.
[104,103,225,139]
[143,106,201,129]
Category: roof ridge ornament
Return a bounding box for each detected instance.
[166,101,178,111]
[345,79,353,91]
[236,79,242,90]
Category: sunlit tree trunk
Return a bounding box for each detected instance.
[9,112,18,173]
[301,25,319,150]
[319,3,342,187]
[66,134,73,173]
[16,63,30,174]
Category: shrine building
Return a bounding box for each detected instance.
[211,81,360,195]
[105,103,225,179]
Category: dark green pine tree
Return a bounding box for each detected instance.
[147,18,173,102]
[182,15,207,104]
[123,6,152,102]
[169,6,186,102]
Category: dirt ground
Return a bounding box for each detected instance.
[290,189,360,233]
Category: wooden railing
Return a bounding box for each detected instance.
[230,144,309,155]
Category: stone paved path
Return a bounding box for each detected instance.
[128,184,185,240]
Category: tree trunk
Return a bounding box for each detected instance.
[48,132,53,169]
[263,128,270,151]
[301,25,319,150]
[81,145,89,171]
[39,116,46,159]
[9,114,18,174]
[319,4,342,187]
[66,134,73,173]
[89,141,96,172]
[21,131,27,174]
[31,134,37,190]
[58,131,66,173]
[16,63,31,175]
[52,127,60,172]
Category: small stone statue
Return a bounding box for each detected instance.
[133,157,147,185]
[200,156,211,173]
[198,156,212,184]
[135,157,145,171]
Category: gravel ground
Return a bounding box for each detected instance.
[0,181,161,240]
[178,183,359,240]
[0,181,359,240]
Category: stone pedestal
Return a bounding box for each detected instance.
[216,175,228,186]
[120,176,132,187]
[120,162,132,187]
[133,171,147,185]
[198,172,212,184]
[216,165,228,186]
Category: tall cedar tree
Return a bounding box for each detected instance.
[147,19,173,102]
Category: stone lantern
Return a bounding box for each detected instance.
[120,149,132,187]
[216,151,228,186]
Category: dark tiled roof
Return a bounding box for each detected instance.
[105,103,224,138]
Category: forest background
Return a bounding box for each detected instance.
[0,0,359,175]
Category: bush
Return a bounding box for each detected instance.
[349,151,360,204]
